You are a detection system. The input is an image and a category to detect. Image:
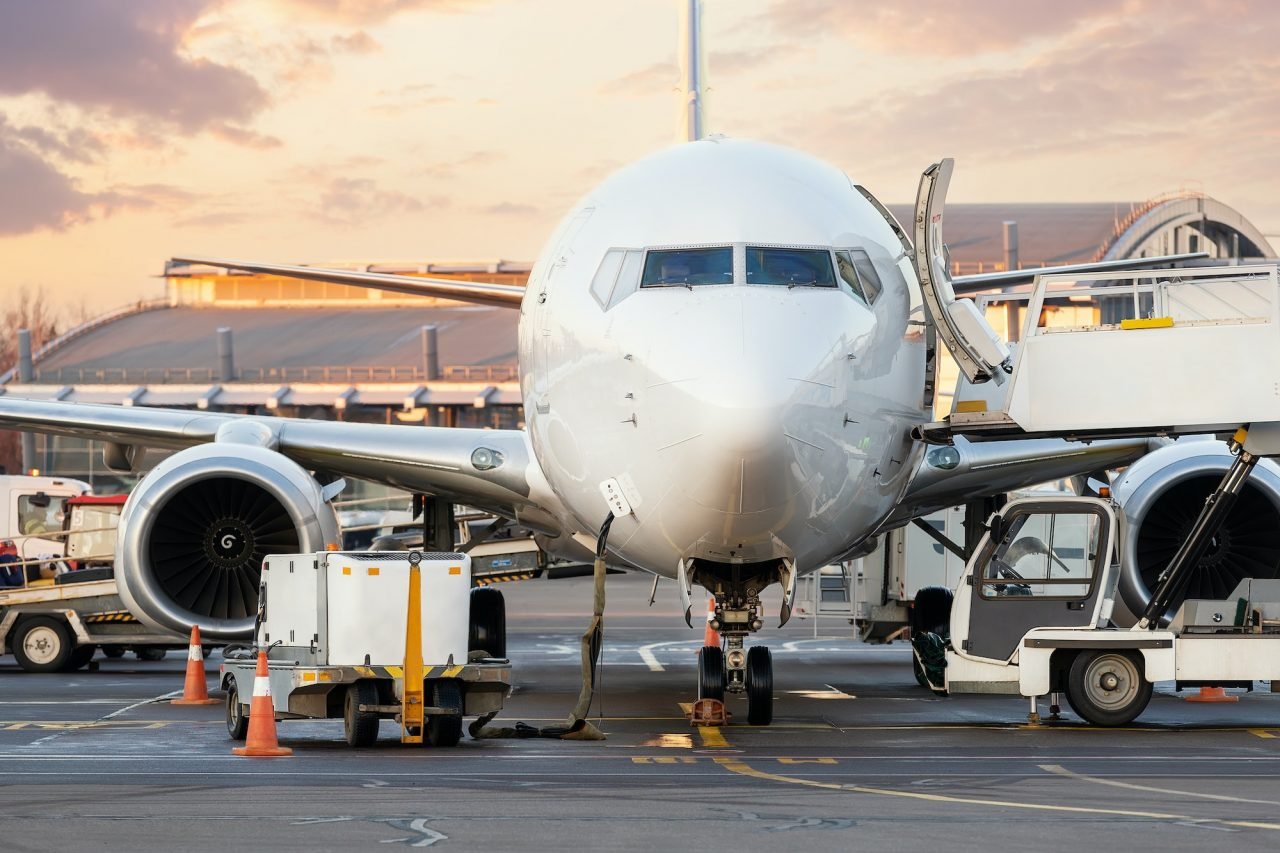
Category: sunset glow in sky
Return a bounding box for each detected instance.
[2,0,1278,314]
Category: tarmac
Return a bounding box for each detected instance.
[6,571,1280,851]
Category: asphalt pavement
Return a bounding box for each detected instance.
[5,572,1280,851]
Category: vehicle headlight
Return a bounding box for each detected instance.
[471,447,505,471]
[926,446,961,470]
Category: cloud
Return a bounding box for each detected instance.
[0,132,106,235]
[0,1,269,131]
[599,61,677,97]
[271,0,495,25]
[419,149,503,179]
[0,114,105,165]
[761,0,1120,56]
[311,176,429,224]
[174,211,251,228]
[331,30,381,54]
[478,201,539,217]
[791,1,1280,196]
[209,123,284,149]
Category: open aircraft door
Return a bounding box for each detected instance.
[912,159,1013,385]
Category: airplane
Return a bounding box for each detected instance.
[0,1,1214,724]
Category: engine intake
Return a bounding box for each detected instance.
[1114,442,1280,624]
[117,443,339,641]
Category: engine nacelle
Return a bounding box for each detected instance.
[116,443,340,641]
[1114,441,1280,624]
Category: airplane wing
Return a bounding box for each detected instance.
[884,434,1158,528]
[170,256,526,309]
[0,396,559,532]
[950,252,1209,295]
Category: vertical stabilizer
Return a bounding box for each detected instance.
[677,0,707,142]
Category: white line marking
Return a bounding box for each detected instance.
[22,689,181,748]
[1041,763,1280,805]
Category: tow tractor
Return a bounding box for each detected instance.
[219,550,511,747]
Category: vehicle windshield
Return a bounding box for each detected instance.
[640,247,733,286]
[745,247,836,287]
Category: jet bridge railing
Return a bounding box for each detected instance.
[941,263,1280,440]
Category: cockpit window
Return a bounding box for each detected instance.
[837,249,883,303]
[640,247,733,287]
[745,247,836,287]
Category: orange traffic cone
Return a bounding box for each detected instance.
[171,625,218,706]
[232,650,293,757]
[1185,686,1238,703]
[703,597,720,648]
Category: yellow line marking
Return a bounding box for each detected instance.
[1040,764,1280,806]
[677,702,693,715]
[640,734,693,749]
[778,758,836,765]
[697,727,728,748]
[1251,729,1278,739]
[711,757,1280,831]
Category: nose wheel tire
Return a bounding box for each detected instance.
[698,645,725,701]
[1065,650,1152,726]
[745,646,773,726]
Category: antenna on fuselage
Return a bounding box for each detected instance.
[677,0,707,142]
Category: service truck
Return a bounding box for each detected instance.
[1,488,189,671]
[923,443,1280,726]
[220,550,511,747]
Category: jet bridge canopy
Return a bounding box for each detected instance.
[920,263,1280,443]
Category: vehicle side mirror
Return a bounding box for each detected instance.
[988,513,1004,540]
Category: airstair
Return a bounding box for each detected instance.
[917,262,1280,443]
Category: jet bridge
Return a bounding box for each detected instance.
[918,262,1280,444]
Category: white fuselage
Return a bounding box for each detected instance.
[518,138,930,576]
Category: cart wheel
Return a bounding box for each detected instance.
[1065,650,1152,726]
[912,586,954,635]
[65,646,97,671]
[468,587,506,658]
[225,681,248,741]
[136,647,167,662]
[13,616,74,673]
[344,681,380,747]
[427,680,464,747]
[102,645,126,659]
[745,646,773,726]
[697,645,725,702]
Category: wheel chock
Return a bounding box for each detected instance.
[689,699,728,726]
[1185,686,1238,703]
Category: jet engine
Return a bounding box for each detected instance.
[116,443,340,641]
[1114,441,1280,624]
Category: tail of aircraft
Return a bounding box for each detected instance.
[677,0,707,142]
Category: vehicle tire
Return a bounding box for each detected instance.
[468,587,506,658]
[1065,650,1152,726]
[344,681,380,747]
[911,650,929,688]
[745,646,773,726]
[426,679,464,747]
[225,681,248,741]
[102,645,126,659]
[912,586,954,635]
[136,647,167,662]
[65,646,97,671]
[13,616,74,673]
[698,645,725,702]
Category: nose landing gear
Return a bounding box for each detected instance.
[696,594,774,725]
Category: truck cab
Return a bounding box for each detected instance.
[0,475,91,562]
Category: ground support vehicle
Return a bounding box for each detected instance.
[219,550,511,747]
[932,429,1280,725]
[0,578,185,671]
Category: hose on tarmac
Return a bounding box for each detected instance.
[470,513,615,742]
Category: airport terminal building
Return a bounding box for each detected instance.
[2,192,1273,490]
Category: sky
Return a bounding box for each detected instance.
[2,0,1278,315]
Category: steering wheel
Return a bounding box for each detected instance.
[989,558,1031,596]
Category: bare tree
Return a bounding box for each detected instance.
[0,288,62,475]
